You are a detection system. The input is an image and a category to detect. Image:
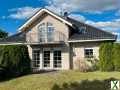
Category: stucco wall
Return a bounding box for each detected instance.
[70,42,101,69]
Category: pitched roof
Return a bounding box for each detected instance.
[66,17,116,41]
[0,32,26,44]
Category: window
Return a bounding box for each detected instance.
[43,51,50,67]
[38,22,54,42]
[84,48,93,58]
[38,23,46,42]
[53,50,62,68]
[47,22,54,42]
[32,50,40,68]
[79,27,86,34]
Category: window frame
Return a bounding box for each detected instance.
[53,50,62,68]
[84,48,94,58]
[32,49,41,68]
[38,22,54,42]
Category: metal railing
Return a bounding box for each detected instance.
[26,31,67,43]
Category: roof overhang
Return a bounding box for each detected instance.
[18,8,73,31]
[68,39,116,43]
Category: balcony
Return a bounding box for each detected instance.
[26,31,67,44]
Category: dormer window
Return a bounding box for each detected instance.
[79,27,86,34]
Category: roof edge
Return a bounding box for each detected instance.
[68,39,116,43]
[18,8,73,31]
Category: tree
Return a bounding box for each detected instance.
[0,45,31,78]
[0,28,8,38]
[99,42,114,71]
[112,43,120,71]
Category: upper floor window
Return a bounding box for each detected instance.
[79,27,86,34]
[38,22,54,33]
[84,48,93,58]
[39,23,45,32]
[38,23,46,42]
[47,22,54,33]
[38,22,54,42]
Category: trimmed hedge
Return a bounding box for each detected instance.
[112,43,120,71]
[0,45,31,79]
[99,42,120,71]
[99,42,114,71]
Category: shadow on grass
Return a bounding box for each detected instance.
[52,78,118,90]
[0,70,58,82]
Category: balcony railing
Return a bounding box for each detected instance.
[26,31,67,43]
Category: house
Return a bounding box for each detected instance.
[0,8,116,71]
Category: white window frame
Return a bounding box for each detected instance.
[32,48,41,69]
[84,48,94,58]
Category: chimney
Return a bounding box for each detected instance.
[64,12,68,19]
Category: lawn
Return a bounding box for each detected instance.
[0,71,120,90]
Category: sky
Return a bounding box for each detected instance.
[0,0,120,40]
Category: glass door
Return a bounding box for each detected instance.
[43,50,51,68]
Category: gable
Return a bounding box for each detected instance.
[28,14,69,39]
[18,8,72,31]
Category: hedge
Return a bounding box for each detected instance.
[112,43,120,71]
[99,42,114,71]
[0,45,31,79]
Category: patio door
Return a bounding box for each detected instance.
[43,49,51,69]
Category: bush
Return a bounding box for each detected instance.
[112,43,120,71]
[75,58,90,72]
[0,45,31,79]
[99,42,114,71]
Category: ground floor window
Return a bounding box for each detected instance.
[84,48,93,58]
[53,50,62,68]
[32,50,40,68]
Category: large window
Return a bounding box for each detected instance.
[53,50,62,68]
[38,22,54,42]
[47,22,54,41]
[84,48,93,58]
[39,23,46,42]
[32,50,40,68]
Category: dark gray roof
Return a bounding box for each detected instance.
[66,17,116,41]
[0,32,26,44]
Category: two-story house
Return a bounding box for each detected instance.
[0,8,116,71]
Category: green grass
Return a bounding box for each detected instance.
[0,71,120,90]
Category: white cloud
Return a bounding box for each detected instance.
[8,7,40,19]
[46,0,120,13]
[69,14,86,22]
[86,19,120,31]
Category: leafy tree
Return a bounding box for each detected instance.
[0,45,31,78]
[0,28,8,38]
[99,42,114,71]
[112,43,120,71]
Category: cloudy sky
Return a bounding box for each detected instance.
[0,0,120,40]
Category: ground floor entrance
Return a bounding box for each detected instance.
[32,48,62,70]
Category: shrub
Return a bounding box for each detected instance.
[99,42,114,71]
[0,45,31,78]
[112,43,120,71]
[75,58,90,72]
